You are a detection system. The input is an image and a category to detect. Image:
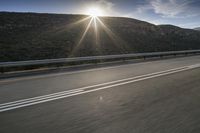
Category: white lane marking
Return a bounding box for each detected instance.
[0,66,187,107]
[0,89,83,109]
[1,55,200,84]
[0,63,200,112]
[188,64,200,68]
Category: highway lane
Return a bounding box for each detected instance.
[1,64,200,132]
[0,55,200,104]
[0,65,198,112]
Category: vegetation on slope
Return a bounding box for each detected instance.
[0,12,200,62]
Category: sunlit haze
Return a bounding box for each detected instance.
[86,7,104,17]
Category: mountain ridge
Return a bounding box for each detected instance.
[0,12,200,62]
[194,27,200,31]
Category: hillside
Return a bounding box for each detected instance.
[0,12,200,62]
[194,27,200,31]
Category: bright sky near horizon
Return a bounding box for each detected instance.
[0,0,200,28]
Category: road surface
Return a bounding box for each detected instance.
[1,55,200,133]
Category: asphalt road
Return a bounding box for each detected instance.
[1,55,200,133]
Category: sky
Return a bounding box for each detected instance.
[0,0,200,28]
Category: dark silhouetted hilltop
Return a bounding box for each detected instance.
[0,12,200,62]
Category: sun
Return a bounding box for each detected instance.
[86,7,103,17]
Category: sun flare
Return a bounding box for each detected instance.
[86,7,103,17]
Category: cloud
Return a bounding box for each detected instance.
[96,0,114,10]
[95,0,117,16]
[137,0,200,18]
[151,0,193,17]
[150,0,199,18]
[136,4,152,14]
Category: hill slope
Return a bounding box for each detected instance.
[194,27,200,31]
[0,12,200,62]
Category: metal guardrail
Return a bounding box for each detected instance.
[1,50,200,68]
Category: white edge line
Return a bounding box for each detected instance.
[0,89,83,109]
[0,64,199,112]
[1,56,200,84]
[0,66,187,107]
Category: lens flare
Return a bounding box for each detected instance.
[86,7,103,17]
[69,8,128,56]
